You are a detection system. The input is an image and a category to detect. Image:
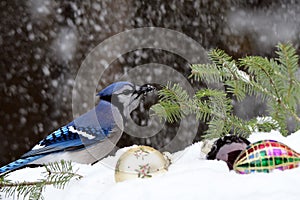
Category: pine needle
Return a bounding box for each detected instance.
[152,43,300,138]
[0,160,82,200]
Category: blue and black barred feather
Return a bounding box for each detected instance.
[0,155,44,175]
[21,125,111,158]
[0,125,112,175]
[39,126,80,147]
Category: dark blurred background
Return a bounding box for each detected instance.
[1,0,300,166]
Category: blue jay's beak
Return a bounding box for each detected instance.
[134,84,156,98]
[126,84,155,115]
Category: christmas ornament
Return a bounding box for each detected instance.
[115,146,171,182]
[206,135,250,170]
[234,140,300,174]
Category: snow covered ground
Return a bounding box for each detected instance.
[2,130,300,200]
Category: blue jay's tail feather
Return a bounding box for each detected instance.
[0,155,43,176]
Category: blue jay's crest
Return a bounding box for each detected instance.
[96,81,155,117]
[0,82,155,175]
[97,81,134,99]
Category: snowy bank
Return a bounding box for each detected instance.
[2,130,300,200]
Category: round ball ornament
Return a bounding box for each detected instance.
[233,140,300,174]
[115,146,171,182]
[206,135,250,170]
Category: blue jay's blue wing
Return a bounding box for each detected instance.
[21,125,112,158]
[0,125,114,175]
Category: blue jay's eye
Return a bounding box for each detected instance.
[122,89,133,95]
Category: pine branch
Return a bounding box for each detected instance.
[152,83,193,123]
[276,43,300,110]
[191,49,253,101]
[240,49,300,125]
[227,115,252,137]
[190,64,222,84]
[239,56,279,100]
[194,89,232,119]
[0,160,82,200]
[152,84,253,139]
[152,43,300,138]
[204,117,226,139]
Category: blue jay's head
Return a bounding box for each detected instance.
[97,81,155,116]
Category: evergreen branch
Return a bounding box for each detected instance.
[154,101,183,123]
[189,98,212,121]
[158,82,190,103]
[194,91,232,122]
[248,117,280,132]
[209,49,233,66]
[209,49,237,81]
[0,160,82,200]
[1,181,49,188]
[208,49,254,101]
[190,64,222,84]
[276,43,299,79]
[240,55,300,124]
[240,56,280,100]
[152,84,253,139]
[203,117,226,139]
[194,89,232,119]
[150,103,168,122]
[276,43,300,110]
[151,83,193,123]
[227,115,252,137]
[152,43,300,137]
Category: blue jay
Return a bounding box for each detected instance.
[0,81,155,175]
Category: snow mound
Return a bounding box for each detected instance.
[3,130,300,200]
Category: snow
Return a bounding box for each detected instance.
[226,6,299,51]
[28,0,52,18]
[2,130,300,200]
[51,27,78,63]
